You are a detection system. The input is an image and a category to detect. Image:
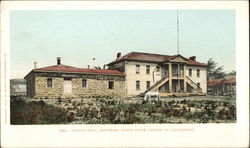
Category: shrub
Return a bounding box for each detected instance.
[11,99,67,124]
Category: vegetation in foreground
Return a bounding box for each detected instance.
[11,99,68,124]
[11,96,236,124]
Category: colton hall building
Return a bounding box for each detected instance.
[25,52,207,98]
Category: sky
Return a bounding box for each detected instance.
[10,10,235,79]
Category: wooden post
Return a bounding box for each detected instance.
[184,64,187,92]
[168,63,172,93]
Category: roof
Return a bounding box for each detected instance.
[107,52,207,66]
[207,78,225,86]
[26,64,125,78]
[187,59,207,66]
[224,76,236,84]
[207,76,236,86]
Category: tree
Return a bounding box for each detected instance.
[207,58,226,80]
[227,70,236,76]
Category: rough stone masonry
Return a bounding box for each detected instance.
[25,71,126,99]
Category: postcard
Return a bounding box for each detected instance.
[1,1,249,147]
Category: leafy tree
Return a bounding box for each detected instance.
[207,58,226,80]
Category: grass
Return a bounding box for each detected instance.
[10,95,236,124]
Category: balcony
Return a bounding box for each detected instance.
[172,71,184,79]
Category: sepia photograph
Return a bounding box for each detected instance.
[1,1,249,148]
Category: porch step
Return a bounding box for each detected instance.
[186,76,202,93]
[144,77,169,93]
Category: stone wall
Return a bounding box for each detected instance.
[35,76,64,98]
[33,75,125,99]
[72,78,125,98]
[25,74,35,98]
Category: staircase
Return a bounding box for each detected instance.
[144,77,169,93]
[186,76,202,93]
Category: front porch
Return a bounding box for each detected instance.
[145,55,203,95]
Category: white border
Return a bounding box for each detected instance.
[1,1,249,147]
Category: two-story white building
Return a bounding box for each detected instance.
[107,52,207,96]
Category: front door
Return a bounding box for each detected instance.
[64,79,72,94]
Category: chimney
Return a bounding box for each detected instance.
[57,57,61,65]
[88,65,90,69]
[103,64,106,70]
[117,52,121,59]
[34,62,37,69]
[189,56,196,61]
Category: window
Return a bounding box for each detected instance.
[189,69,192,77]
[156,66,160,72]
[108,81,114,89]
[82,79,87,88]
[146,65,150,74]
[146,81,150,89]
[197,69,200,77]
[136,81,140,90]
[47,78,53,87]
[197,83,200,88]
[136,65,140,74]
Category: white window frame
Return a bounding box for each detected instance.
[136,65,140,74]
[197,69,200,77]
[146,65,150,74]
[136,80,140,90]
[189,69,192,77]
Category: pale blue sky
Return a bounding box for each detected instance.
[10,10,235,79]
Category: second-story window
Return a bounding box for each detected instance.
[189,69,192,77]
[197,69,200,77]
[156,66,160,72]
[146,65,150,74]
[136,65,140,74]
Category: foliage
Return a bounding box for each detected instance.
[207,58,226,80]
[11,99,68,124]
[10,97,236,124]
[75,99,236,124]
[227,70,236,76]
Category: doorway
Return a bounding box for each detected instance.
[64,78,72,94]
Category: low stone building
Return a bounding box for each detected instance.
[24,58,125,99]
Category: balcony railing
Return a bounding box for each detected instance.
[172,72,184,78]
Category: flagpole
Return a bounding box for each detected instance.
[177,10,179,55]
[177,10,180,92]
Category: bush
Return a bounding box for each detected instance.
[10,96,236,124]
[11,99,67,124]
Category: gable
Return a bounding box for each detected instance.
[169,55,188,63]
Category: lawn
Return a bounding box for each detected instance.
[10,95,236,124]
